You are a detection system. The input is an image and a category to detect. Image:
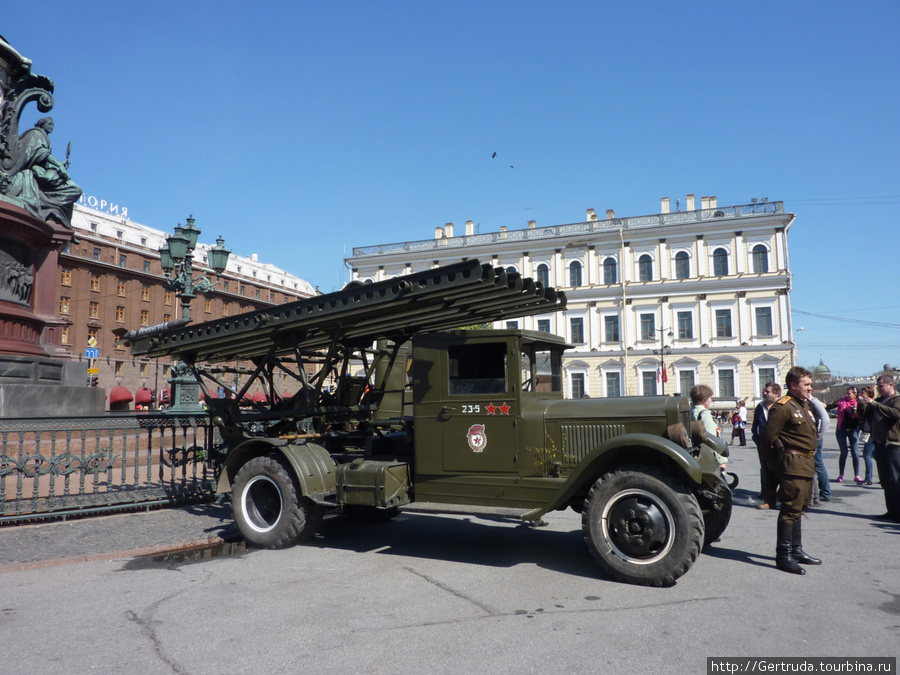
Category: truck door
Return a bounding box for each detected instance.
[436,340,520,473]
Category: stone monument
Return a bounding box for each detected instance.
[0,35,104,416]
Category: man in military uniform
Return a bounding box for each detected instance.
[759,366,822,575]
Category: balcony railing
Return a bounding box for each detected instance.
[350,201,784,259]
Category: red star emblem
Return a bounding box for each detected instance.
[485,403,496,415]
[499,402,510,415]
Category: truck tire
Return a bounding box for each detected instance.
[703,487,732,548]
[582,465,704,587]
[232,455,323,548]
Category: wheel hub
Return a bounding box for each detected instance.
[241,475,283,533]
[602,489,675,564]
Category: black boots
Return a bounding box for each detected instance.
[775,520,805,575]
[776,519,822,574]
[791,519,822,566]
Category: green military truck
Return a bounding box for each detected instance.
[127,260,731,586]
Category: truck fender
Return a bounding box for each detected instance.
[217,439,337,501]
[522,432,703,522]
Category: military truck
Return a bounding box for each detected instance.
[126,260,731,586]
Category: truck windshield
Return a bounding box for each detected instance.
[534,348,562,392]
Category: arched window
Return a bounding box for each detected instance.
[569,260,583,287]
[638,254,653,282]
[712,248,729,276]
[751,244,769,273]
[505,265,518,276]
[674,251,690,279]
[603,257,617,284]
[536,263,550,288]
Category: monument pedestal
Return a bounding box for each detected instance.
[0,201,104,416]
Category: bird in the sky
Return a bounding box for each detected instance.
[492,152,497,158]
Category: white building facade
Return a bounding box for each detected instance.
[345,196,796,409]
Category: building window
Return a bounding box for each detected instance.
[90,273,100,292]
[642,371,658,396]
[240,285,246,296]
[223,280,230,292]
[712,248,729,276]
[88,327,99,344]
[115,361,124,376]
[755,307,773,336]
[93,248,101,261]
[640,313,656,341]
[140,310,149,326]
[119,253,127,267]
[752,244,769,273]
[205,299,212,314]
[603,257,617,284]
[117,280,127,296]
[715,309,732,338]
[164,291,172,305]
[758,367,776,396]
[674,251,690,279]
[718,369,735,398]
[141,285,150,301]
[61,326,69,344]
[115,306,125,322]
[59,296,70,314]
[570,317,584,344]
[569,261,582,288]
[255,289,261,299]
[90,222,98,232]
[163,313,171,322]
[505,320,518,329]
[604,315,620,342]
[638,255,653,282]
[571,373,585,399]
[143,260,151,273]
[679,370,695,396]
[677,311,693,339]
[606,372,621,398]
[223,303,230,317]
[116,230,123,239]
[140,363,149,378]
[61,268,72,286]
[89,301,99,319]
[537,318,550,333]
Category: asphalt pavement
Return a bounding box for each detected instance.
[0,437,897,675]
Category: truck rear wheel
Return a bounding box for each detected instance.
[582,465,704,587]
[232,455,323,548]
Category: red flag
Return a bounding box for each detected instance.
[663,366,668,383]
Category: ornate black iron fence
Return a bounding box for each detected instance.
[0,412,220,524]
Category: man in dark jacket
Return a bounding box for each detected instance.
[759,367,821,575]
[752,382,781,509]
[857,373,900,522]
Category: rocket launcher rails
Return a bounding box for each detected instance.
[125,260,566,365]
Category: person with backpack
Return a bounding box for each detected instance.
[827,386,862,484]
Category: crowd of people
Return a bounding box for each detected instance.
[690,371,900,576]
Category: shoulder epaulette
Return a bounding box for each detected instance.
[774,395,792,405]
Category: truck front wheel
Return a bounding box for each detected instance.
[582,465,704,587]
[232,455,323,548]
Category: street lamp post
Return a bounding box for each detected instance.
[655,328,674,395]
[159,216,231,412]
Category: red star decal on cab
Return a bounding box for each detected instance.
[485,403,496,415]
[499,402,510,415]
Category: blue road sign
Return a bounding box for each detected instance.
[85,348,100,359]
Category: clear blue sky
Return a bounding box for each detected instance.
[5,1,899,377]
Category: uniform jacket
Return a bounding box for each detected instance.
[759,393,818,478]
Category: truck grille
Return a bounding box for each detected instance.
[561,423,625,463]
